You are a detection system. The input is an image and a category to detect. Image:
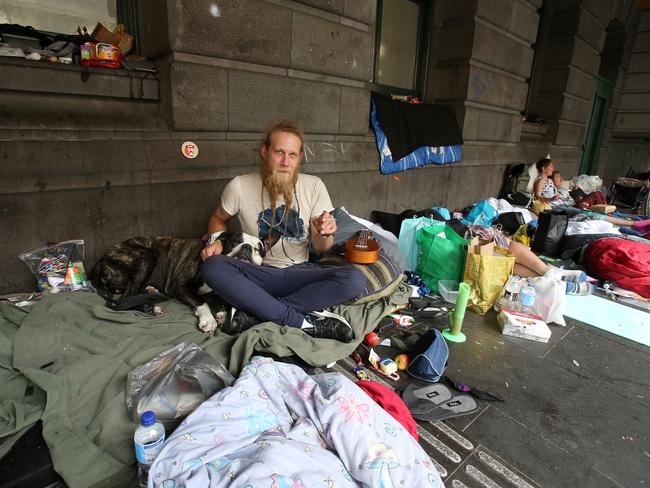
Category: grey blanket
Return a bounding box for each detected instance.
[0,286,409,487]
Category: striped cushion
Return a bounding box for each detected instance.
[319,248,403,305]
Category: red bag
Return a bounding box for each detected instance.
[355,380,418,441]
[584,238,650,298]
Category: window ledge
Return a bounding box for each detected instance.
[0,57,159,101]
[521,120,547,135]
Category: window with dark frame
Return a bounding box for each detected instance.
[522,3,546,121]
[372,0,432,96]
[0,0,139,54]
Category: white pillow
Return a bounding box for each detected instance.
[339,207,398,244]
[525,164,539,193]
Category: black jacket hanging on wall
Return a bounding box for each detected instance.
[371,92,463,161]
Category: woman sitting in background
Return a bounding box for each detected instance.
[531,157,650,232]
[531,158,562,214]
[532,158,607,213]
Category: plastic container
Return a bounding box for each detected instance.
[438,280,460,303]
[134,411,165,488]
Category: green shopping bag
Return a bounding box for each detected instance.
[416,224,468,293]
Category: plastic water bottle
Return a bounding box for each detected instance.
[518,279,537,313]
[495,277,521,311]
[134,411,165,488]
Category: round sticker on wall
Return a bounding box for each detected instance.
[181,141,199,159]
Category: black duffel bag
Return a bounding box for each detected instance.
[531,209,569,257]
[493,212,525,235]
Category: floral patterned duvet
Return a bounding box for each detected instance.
[149,356,444,488]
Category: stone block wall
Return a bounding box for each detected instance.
[1,0,648,293]
[614,10,650,137]
[428,0,540,144]
[602,9,650,186]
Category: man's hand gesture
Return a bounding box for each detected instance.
[311,210,337,237]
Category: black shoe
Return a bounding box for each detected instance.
[303,310,355,343]
[222,308,262,335]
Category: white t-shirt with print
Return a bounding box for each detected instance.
[220,172,334,268]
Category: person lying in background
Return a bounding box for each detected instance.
[469,224,593,295]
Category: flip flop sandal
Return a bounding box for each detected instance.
[401,383,454,414]
[411,394,478,422]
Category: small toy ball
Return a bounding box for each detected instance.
[394,354,410,371]
[364,332,380,346]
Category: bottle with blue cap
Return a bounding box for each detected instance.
[134,411,165,488]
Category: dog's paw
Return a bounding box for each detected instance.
[144,285,160,294]
[152,305,164,316]
[198,316,218,334]
[195,303,218,333]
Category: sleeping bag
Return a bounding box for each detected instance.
[584,238,650,298]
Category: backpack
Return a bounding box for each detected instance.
[407,329,449,382]
[493,211,526,235]
[503,190,533,208]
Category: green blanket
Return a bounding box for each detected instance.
[0,286,409,487]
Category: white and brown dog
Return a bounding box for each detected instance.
[91,233,264,333]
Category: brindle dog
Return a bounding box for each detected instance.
[90,233,265,333]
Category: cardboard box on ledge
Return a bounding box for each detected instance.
[91,23,133,55]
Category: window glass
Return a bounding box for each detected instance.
[376,0,421,90]
[0,0,118,34]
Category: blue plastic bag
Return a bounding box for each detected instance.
[461,200,499,226]
[432,207,451,221]
[398,217,442,272]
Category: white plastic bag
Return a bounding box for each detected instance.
[495,274,566,326]
[571,174,603,194]
[126,342,234,424]
[530,275,566,326]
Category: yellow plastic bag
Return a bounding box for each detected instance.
[513,224,531,247]
[463,242,515,315]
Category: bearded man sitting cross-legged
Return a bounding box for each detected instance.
[200,120,365,342]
